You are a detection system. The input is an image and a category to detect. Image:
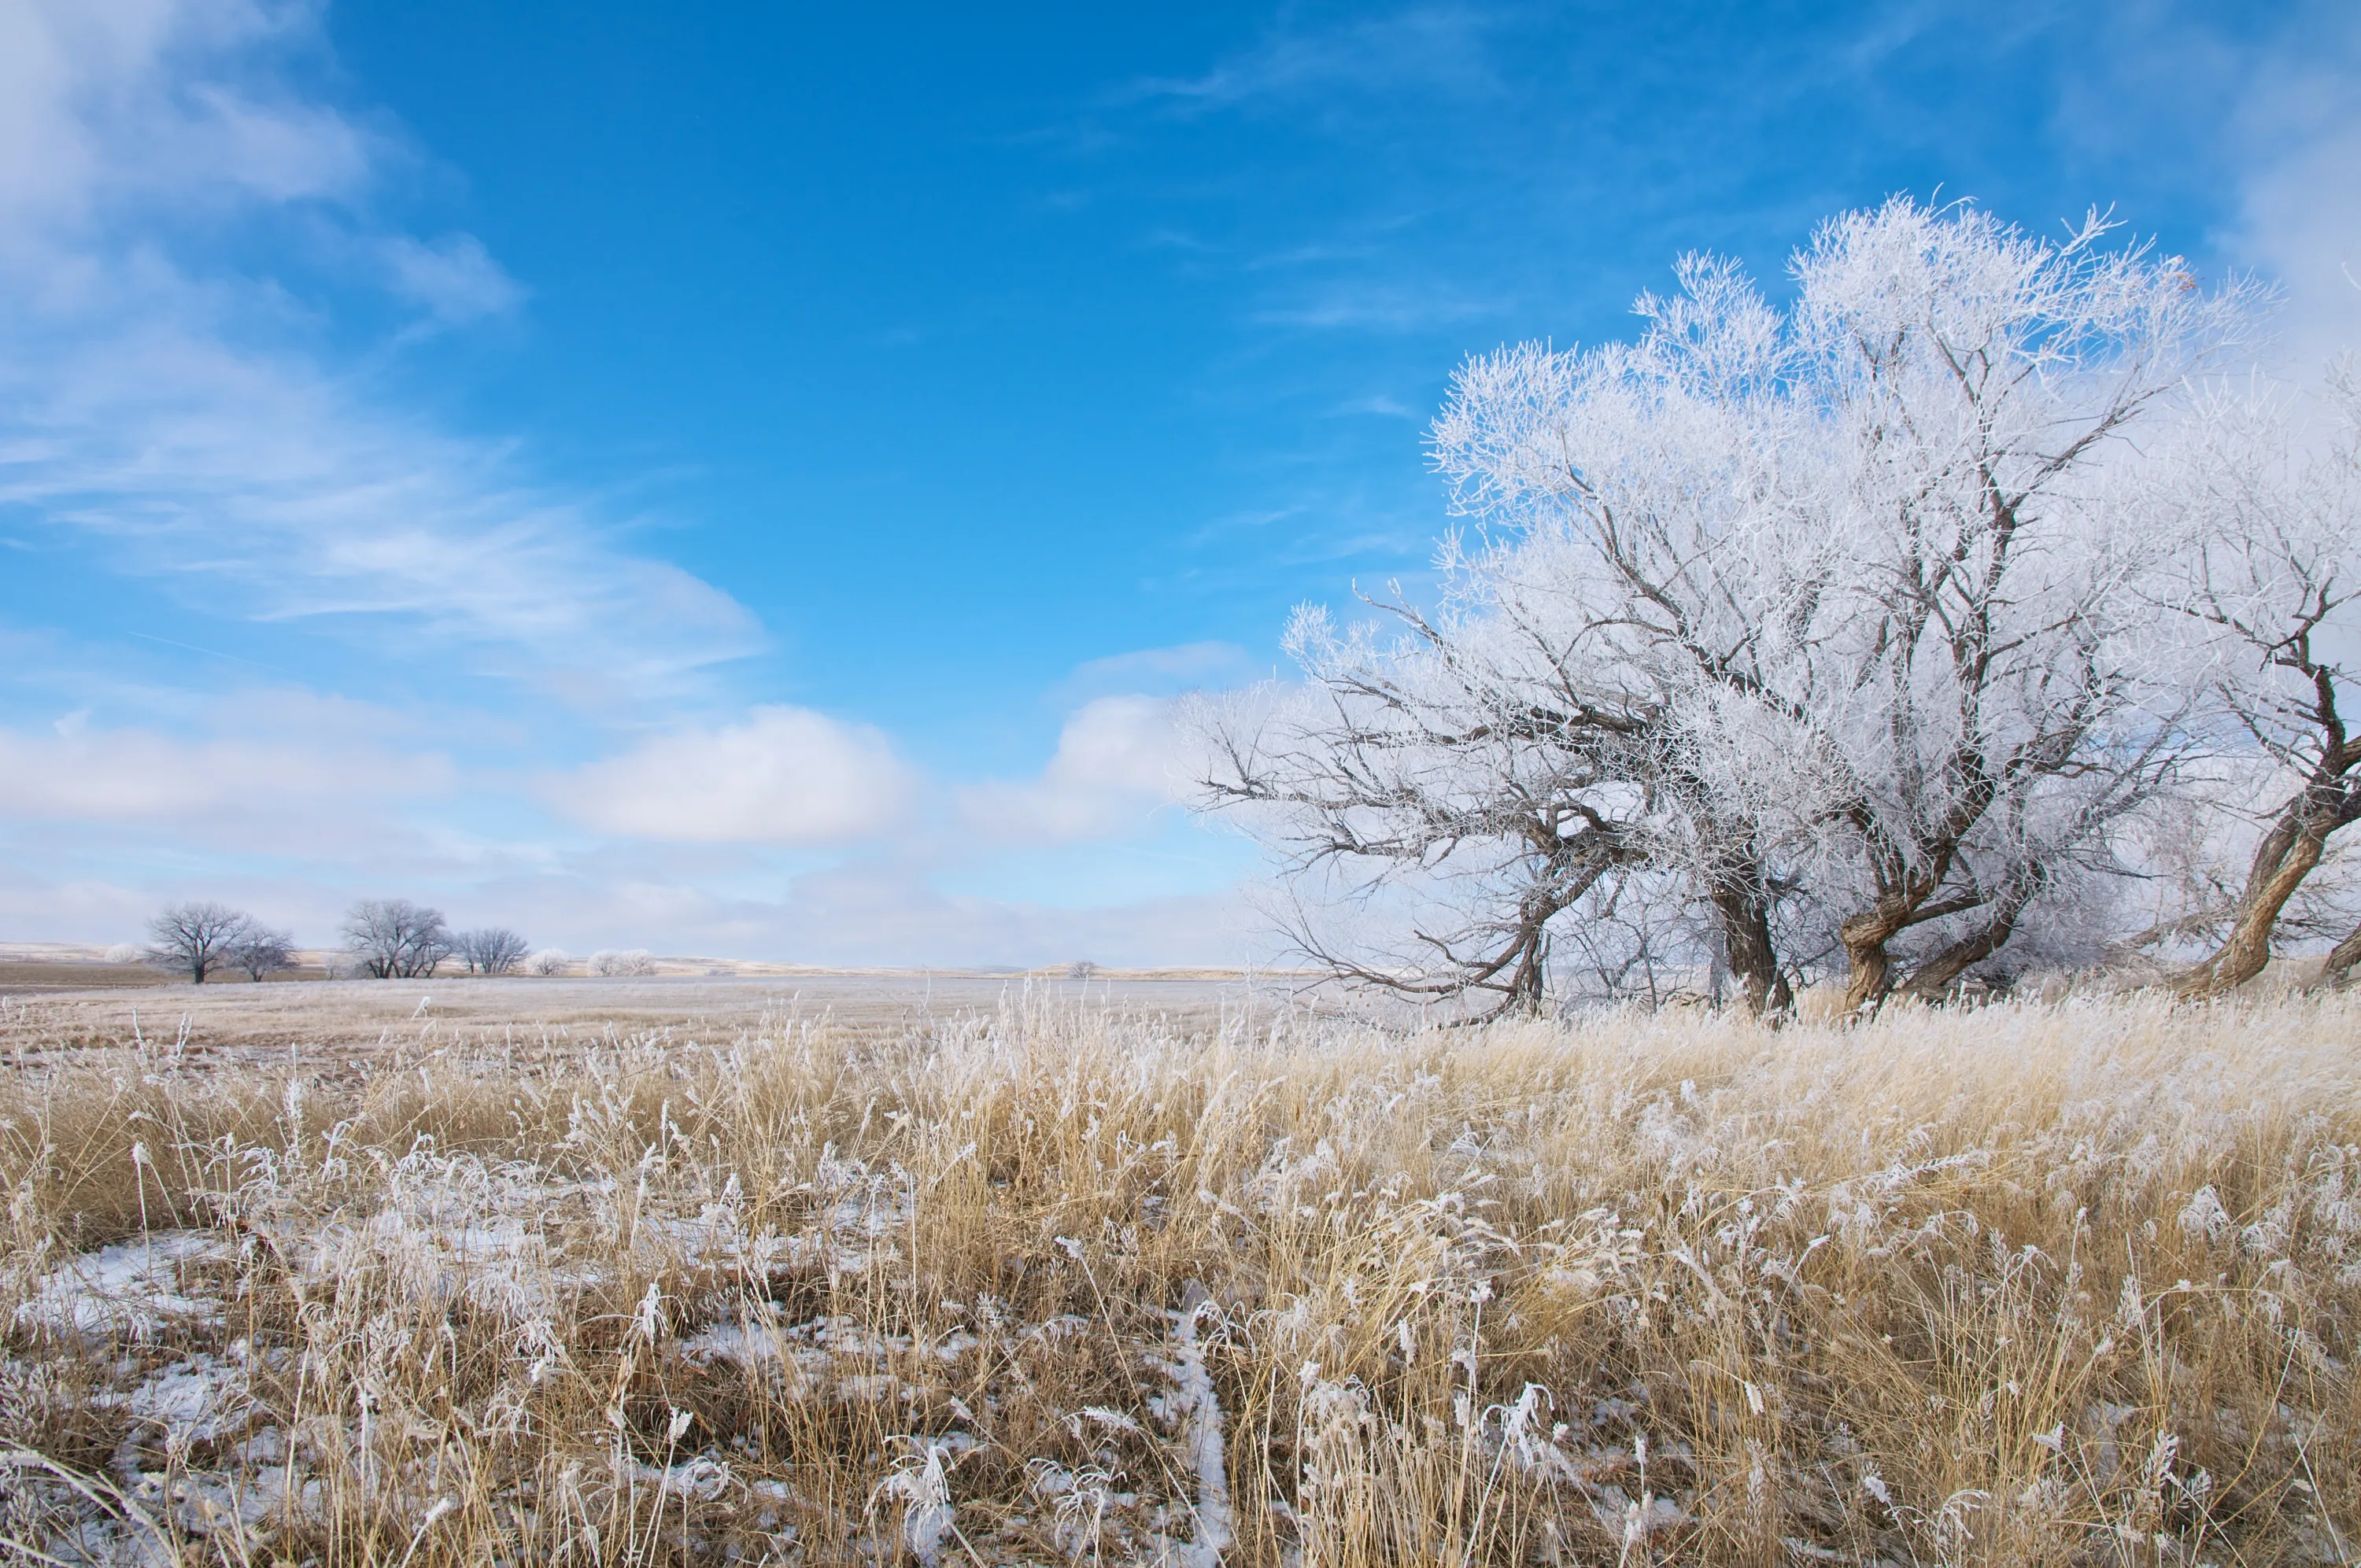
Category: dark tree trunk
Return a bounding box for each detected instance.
[1894,891,2030,1005]
[1504,928,1549,1016]
[1710,880,1790,1018]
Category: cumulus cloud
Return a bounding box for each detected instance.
[958,695,1194,846]
[550,707,918,846]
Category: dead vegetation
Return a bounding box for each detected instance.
[2,988,2357,1564]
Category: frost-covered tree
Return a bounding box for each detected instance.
[2149,372,2361,994]
[227,925,298,982]
[1196,590,1662,1016]
[454,927,530,976]
[144,902,253,983]
[341,898,453,979]
[1421,253,1845,1014]
[1202,198,2255,1016]
[1772,203,2245,1009]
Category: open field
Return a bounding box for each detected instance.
[2,983,2358,1566]
[0,971,1250,1078]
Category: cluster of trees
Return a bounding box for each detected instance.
[139,898,534,983]
[338,898,529,979]
[1197,198,2361,1017]
[139,902,298,985]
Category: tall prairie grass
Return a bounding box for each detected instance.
[2,991,2356,1564]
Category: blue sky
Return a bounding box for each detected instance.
[2,0,2356,965]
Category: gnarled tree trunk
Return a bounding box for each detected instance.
[2321,921,2361,988]
[1838,906,1906,1016]
[2174,779,2358,998]
[1894,882,2034,1005]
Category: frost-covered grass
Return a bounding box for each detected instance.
[2,991,2359,1564]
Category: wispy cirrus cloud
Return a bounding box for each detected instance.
[0,0,759,700]
[1054,640,1259,702]
[1250,279,1498,333]
[376,231,527,327]
[1118,4,1507,116]
[0,330,760,697]
[0,1,376,227]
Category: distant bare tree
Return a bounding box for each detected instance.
[589,949,656,977]
[454,928,530,976]
[341,898,453,979]
[527,948,572,976]
[228,925,298,983]
[144,902,253,984]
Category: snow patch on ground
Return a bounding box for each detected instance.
[15,1232,229,1342]
[116,1354,253,1446]
[1146,1288,1232,1568]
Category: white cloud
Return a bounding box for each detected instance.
[1,325,762,690]
[2058,2,2361,374]
[2231,111,2361,371]
[1121,6,1504,114]
[0,854,1259,967]
[0,2,359,223]
[443,861,1253,969]
[1055,641,1258,701]
[550,707,918,846]
[0,720,451,822]
[958,695,1193,846]
[0,0,759,699]
[1251,280,1497,333]
[378,232,525,326]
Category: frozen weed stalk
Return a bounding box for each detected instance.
[0,987,2357,1563]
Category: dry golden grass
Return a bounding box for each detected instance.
[2,989,2357,1565]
